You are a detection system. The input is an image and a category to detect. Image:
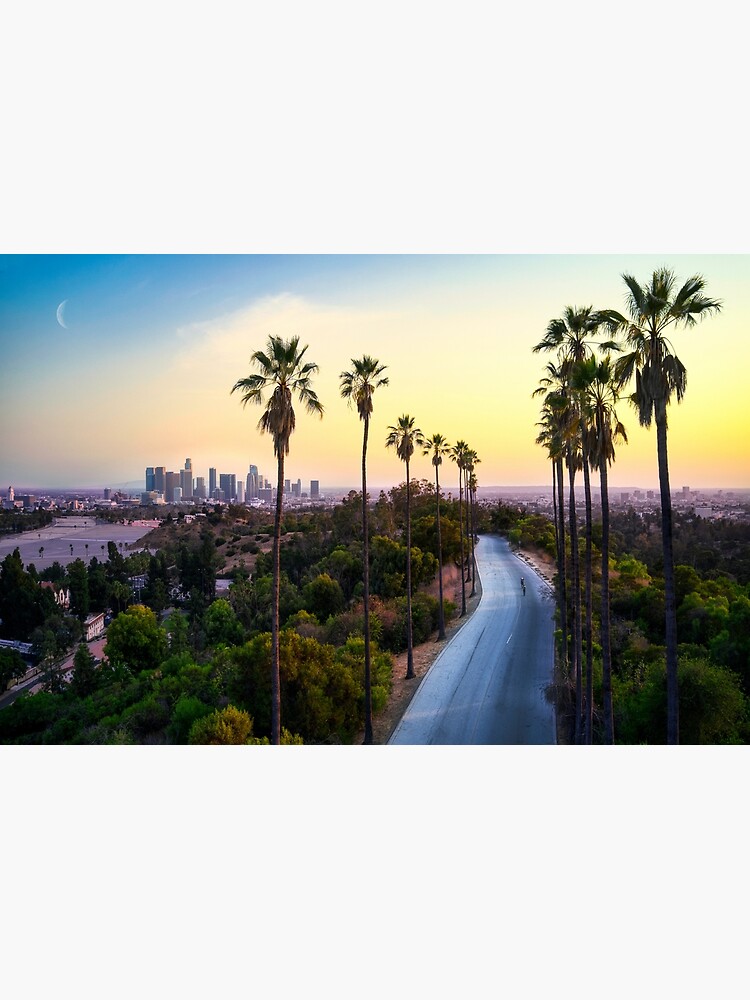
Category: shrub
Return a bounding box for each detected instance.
[188,704,254,744]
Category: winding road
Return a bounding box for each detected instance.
[388,535,556,744]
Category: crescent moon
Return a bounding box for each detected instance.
[56,300,68,328]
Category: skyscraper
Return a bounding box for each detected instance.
[219,473,236,501]
[209,467,217,497]
[154,467,166,494]
[311,480,319,499]
[246,464,259,500]
[165,471,180,503]
[236,481,244,504]
[180,458,193,499]
[145,467,155,491]
[194,476,206,500]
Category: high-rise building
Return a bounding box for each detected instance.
[247,464,259,499]
[104,488,111,501]
[311,480,319,499]
[165,471,180,503]
[292,479,301,497]
[180,458,193,499]
[145,467,155,491]
[284,478,290,494]
[154,467,166,494]
[194,477,206,500]
[236,482,244,504]
[209,468,217,497]
[219,473,236,501]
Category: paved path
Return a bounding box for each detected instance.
[389,535,556,745]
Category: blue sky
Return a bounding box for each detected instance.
[2,253,748,492]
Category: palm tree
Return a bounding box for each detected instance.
[423,433,451,640]
[534,307,617,743]
[612,269,722,744]
[534,381,569,682]
[465,450,480,597]
[232,335,324,743]
[340,355,389,744]
[574,356,628,743]
[534,359,582,741]
[450,440,470,617]
[385,415,424,679]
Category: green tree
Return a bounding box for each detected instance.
[70,642,100,697]
[302,573,345,623]
[231,335,324,744]
[66,558,90,620]
[204,597,244,648]
[0,646,26,691]
[340,354,389,744]
[423,433,451,639]
[386,415,424,679]
[0,549,46,640]
[613,268,722,743]
[105,604,168,674]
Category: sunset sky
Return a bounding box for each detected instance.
[1,253,749,494]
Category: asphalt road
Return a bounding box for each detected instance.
[388,534,556,745]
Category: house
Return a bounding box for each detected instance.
[40,582,71,610]
[83,612,105,642]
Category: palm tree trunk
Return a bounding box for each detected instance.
[555,456,568,676]
[465,485,471,583]
[471,486,478,594]
[600,454,614,744]
[567,448,582,745]
[405,460,415,679]
[271,452,284,745]
[362,415,373,744]
[657,410,679,744]
[470,482,478,597]
[435,465,446,640]
[466,483,475,594]
[457,468,466,617]
[582,451,593,744]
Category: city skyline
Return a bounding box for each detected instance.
[2,254,749,493]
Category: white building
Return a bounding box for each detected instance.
[83,612,105,642]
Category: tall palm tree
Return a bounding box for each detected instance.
[340,355,389,744]
[465,450,480,597]
[574,356,628,744]
[534,390,568,673]
[534,307,617,743]
[450,440,470,617]
[423,433,451,640]
[534,358,582,740]
[534,381,569,681]
[612,269,722,744]
[232,335,323,744]
[385,415,424,679]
